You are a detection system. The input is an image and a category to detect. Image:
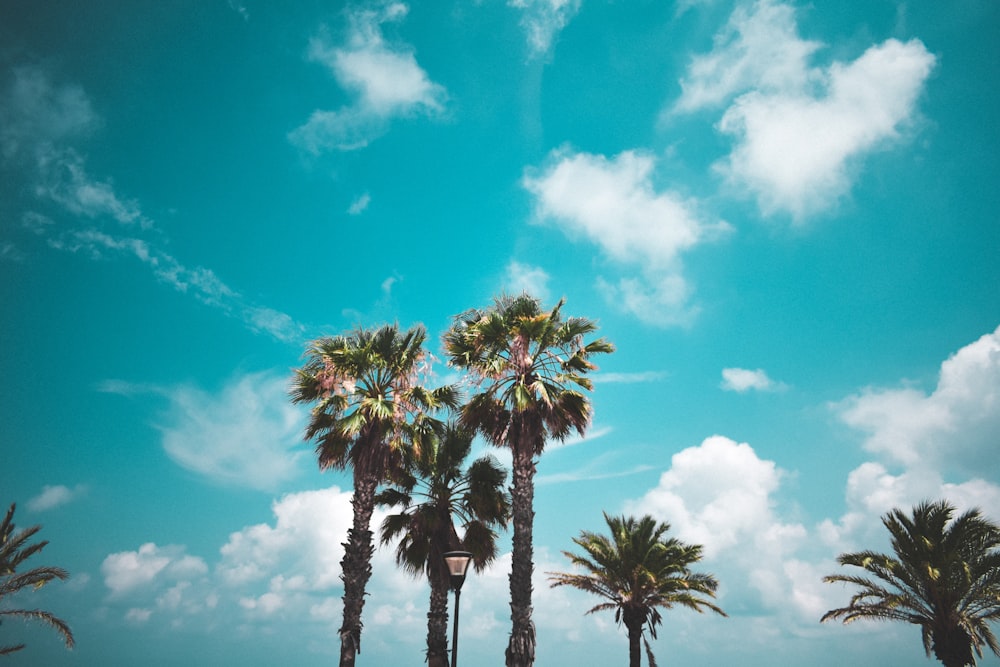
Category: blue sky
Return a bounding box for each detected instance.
[2,0,999,665]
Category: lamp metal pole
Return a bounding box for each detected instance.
[443,551,473,667]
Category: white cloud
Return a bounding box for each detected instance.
[347,192,371,215]
[593,370,668,384]
[2,68,305,343]
[0,66,97,161]
[508,0,582,57]
[290,3,446,153]
[626,435,799,558]
[504,260,550,302]
[622,436,846,625]
[671,1,935,220]
[673,0,821,114]
[158,372,309,492]
[26,484,87,512]
[218,486,355,589]
[717,38,935,219]
[524,148,729,326]
[835,325,1000,477]
[102,543,208,598]
[721,367,785,392]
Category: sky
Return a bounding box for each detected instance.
[1,0,999,665]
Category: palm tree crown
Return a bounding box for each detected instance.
[290,323,458,667]
[822,500,1000,667]
[444,294,613,667]
[0,503,74,656]
[444,294,614,456]
[549,513,725,667]
[377,422,509,667]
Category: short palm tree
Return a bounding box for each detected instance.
[0,503,74,656]
[290,324,458,667]
[376,422,509,667]
[548,513,726,667]
[822,500,1000,667]
[444,294,613,667]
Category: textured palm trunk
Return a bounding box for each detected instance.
[426,570,450,667]
[339,472,378,667]
[505,440,536,667]
[932,622,975,667]
[624,611,643,667]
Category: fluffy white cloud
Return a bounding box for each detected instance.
[626,435,801,558]
[504,260,551,302]
[158,372,309,492]
[218,486,354,589]
[26,484,87,512]
[717,38,935,219]
[835,325,1000,477]
[622,436,848,625]
[290,3,446,153]
[524,148,729,326]
[508,0,582,57]
[102,543,208,598]
[721,367,784,392]
[672,1,935,220]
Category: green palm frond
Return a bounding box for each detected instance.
[823,500,1000,666]
[548,512,726,648]
[0,504,74,654]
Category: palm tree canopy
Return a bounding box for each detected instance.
[822,500,1000,667]
[443,294,614,455]
[290,323,459,474]
[0,503,74,655]
[549,513,726,638]
[376,421,510,579]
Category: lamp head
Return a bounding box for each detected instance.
[443,551,473,592]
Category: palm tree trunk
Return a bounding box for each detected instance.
[505,441,536,667]
[624,614,643,667]
[339,471,378,667]
[426,570,450,667]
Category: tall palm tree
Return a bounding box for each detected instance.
[376,422,510,667]
[0,503,74,656]
[290,324,458,667]
[548,513,726,667]
[443,294,614,667]
[822,500,1000,667]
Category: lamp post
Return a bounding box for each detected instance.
[443,551,473,667]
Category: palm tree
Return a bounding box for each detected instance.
[290,324,458,667]
[443,294,613,667]
[548,513,726,667]
[0,503,74,656]
[376,422,510,667]
[822,500,1000,667]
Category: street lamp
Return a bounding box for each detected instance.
[443,551,473,667]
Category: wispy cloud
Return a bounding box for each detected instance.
[27,484,87,512]
[672,0,821,114]
[1,66,305,343]
[157,372,309,492]
[290,3,446,153]
[593,370,668,384]
[523,147,730,327]
[508,0,582,58]
[347,192,371,215]
[720,367,786,392]
[672,0,935,220]
[503,260,551,302]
